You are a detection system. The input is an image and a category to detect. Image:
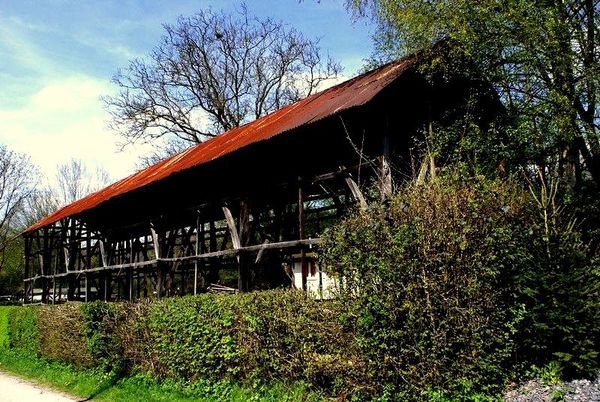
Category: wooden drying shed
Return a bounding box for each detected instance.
[22,50,497,303]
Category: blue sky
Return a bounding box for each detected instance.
[0,0,373,180]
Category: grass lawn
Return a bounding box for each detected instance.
[0,349,322,401]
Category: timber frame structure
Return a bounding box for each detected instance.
[22,50,498,303]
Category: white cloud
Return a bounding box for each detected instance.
[0,76,150,184]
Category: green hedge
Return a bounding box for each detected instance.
[80,291,352,391]
[0,292,352,395]
[0,306,17,350]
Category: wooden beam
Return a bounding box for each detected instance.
[345,177,368,210]
[150,226,160,258]
[222,206,241,249]
[381,133,393,200]
[237,200,250,292]
[255,239,270,264]
[22,238,322,283]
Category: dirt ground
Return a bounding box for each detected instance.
[0,371,76,402]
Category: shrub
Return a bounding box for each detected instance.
[0,306,17,349]
[514,181,600,378]
[320,175,600,399]
[38,304,92,367]
[80,301,125,370]
[232,290,354,390]
[7,306,40,354]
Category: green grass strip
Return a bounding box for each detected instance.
[0,349,322,401]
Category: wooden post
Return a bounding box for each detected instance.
[298,177,307,291]
[238,200,250,292]
[345,177,368,210]
[222,206,241,249]
[381,133,393,200]
[84,275,89,302]
[127,239,133,300]
[23,235,31,304]
[151,226,164,298]
[41,227,50,303]
[85,228,92,301]
[223,203,249,292]
[194,213,200,295]
[67,219,77,301]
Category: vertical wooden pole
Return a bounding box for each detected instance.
[151,226,164,298]
[85,228,92,301]
[298,177,307,291]
[41,227,50,303]
[67,219,77,301]
[104,274,108,301]
[238,200,250,292]
[381,133,392,200]
[127,239,133,300]
[23,235,31,304]
[194,213,200,295]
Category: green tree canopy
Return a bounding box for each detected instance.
[349,0,599,188]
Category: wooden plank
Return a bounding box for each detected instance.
[194,214,200,295]
[237,200,250,292]
[99,240,107,267]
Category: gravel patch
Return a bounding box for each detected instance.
[505,375,600,401]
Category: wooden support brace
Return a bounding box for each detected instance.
[222,206,241,250]
[345,177,368,210]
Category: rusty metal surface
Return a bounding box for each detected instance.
[25,56,415,233]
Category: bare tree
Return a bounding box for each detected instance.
[18,159,112,229]
[0,145,37,270]
[104,4,341,162]
[55,158,111,206]
[17,187,58,229]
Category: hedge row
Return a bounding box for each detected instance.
[0,291,355,396]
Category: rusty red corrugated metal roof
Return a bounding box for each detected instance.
[25,56,416,233]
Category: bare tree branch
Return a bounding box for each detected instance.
[104,5,341,163]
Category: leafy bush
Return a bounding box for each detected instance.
[231,290,353,390]
[80,301,125,370]
[320,176,600,399]
[7,305,40,354]
[39,304,92,367]
[144,290,352,389]
[1,182,596,402]
[0,306,17,349]
[515,181,600,378]
[147,294,239,380]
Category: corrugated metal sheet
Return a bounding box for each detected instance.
[25,56,415,233]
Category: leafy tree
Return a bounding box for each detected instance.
[348,0,599,189]
[104,4,341,163]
